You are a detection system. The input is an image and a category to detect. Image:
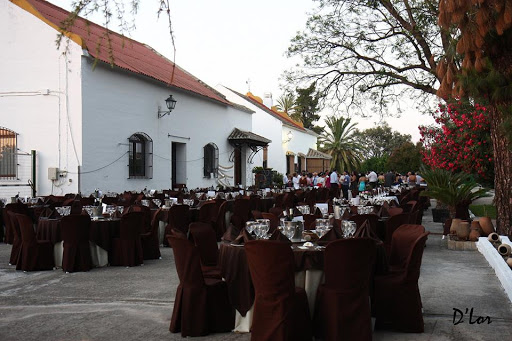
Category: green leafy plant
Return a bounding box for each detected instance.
[420,166,489,217]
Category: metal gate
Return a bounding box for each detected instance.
[0,151,36,200]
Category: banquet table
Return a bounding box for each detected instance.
[36,217,121,267]
[219,241,325,332]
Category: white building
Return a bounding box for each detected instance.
[217,86,319,176]
[1,0,264,197]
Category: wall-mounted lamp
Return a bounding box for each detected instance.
[283,130,293,143]
[157,94,177,118]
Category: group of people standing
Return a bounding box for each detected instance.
[283,169,424,199]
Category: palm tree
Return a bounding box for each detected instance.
[276,93,302,122]
[319,115,363,172]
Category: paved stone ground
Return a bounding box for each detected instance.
[0,205,511,341]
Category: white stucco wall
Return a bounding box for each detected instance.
[80,61,253,194]
[1,1,83,197]
[283,126,318,171]
[1,1,254,197]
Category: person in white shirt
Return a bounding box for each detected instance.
[330,169,340,197]
[368,170,378,188]
[292,172,300,190]
[317,172,325,187]
[283,173,289,187]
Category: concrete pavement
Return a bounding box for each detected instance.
[0,206,511,340]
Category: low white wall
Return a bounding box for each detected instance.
[477,236,512,303]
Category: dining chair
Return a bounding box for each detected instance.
[251,210,263,220]
[189,222,222,279]
[230,198,251,230]
[387,207,404,216]
[168,235,234,337]
[15,213,54,271]
[214,200,230,241]
[110,211,144,267]
[61,214,92,272]
[245,240,312,341]
[141,208,162,260]
[198,201,218,226]
[126,204,152,233]
[383,213,412,255]
[314,238,376,341]
[374,226,429,332]
[163,204,191,246]
[6,211,22,265]
[4,202,31,244]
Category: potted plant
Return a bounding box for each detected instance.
[420,167,488,221]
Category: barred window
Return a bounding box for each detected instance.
[128,132,153,179]
[203,143,219,178]
[0,127,17,179]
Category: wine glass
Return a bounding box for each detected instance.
[106,205,116,220]
[245,221,256,234]
[152,199,162,208]
[349,221,357,238]
[283,224,295,241]
[117,206,124,215]
[256,219,270,236]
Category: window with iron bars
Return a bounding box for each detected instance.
[128,132,153,179]
[0,127,17,179]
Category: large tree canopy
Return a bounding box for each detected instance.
[353,122,412,159]
[285,0,454,115]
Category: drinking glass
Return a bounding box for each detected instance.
[256,219,270,235]
[117,206,124,215]
[283,224,295,240]
[152,199,162,208]
[106,205,116,219]
[245,221,256,234]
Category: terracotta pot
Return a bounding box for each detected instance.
[450,218,462,235]
[507,257,512,269]
[498,244,511,257]
[469,228,481,242]
[488,232,501,242]
[470,220,482,234]
[478,217,494,236]
[456,221,470,241]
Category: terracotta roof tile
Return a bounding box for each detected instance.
[17,0,230,105]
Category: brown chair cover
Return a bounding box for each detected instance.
[230,198,251,230]
[245,240,312,341]
[314,238,376,341]
[6,211,22,265]
[126,205,152,233]
[61,214,92,272]
[110,212,144,267]
[141,208,162,260]
[198,201,218,225]
[189,222,219,267]
[164,204,191,246]
[387,207,404,216]
[383,213,412,255]
[268,206,284,218]
[70,200,83,215]
[374,226,429,332]
[15,214,54,271]
[214,200,230,241]
[388,224,426,271]
[251,210,264,220]
[168,236,234,337]
[4,203,31,244]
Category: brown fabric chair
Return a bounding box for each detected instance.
[168,235,234,337]
[314,238,376,341]
[15,214,54,271]
[230,198,251,230]
[61,214,92,272]
[374,225,429,332]
[198,201,218,225]
[383,213,412,249]
[4,203,31,244]
[245,240,312,341]
[388,224,426,271]
[214,200,229,241]
[141,208,162,260]
[251,210,264,220]
[164,204,191,246]
[126,205,152,233]
[110,212,144,267]
[189,222,221,279]
[387,207,404,216]
[6,211,22,265]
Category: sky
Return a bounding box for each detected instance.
[47,0,435,141]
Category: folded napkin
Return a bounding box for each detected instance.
[318,227,341,244]
[269,230,292,243]
[342,209,351,220]
[39,207,55,219]
[354,220,381,242]
[232,229,254,245]
[222,223,241,242]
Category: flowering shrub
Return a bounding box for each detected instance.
[419,101,493,182]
